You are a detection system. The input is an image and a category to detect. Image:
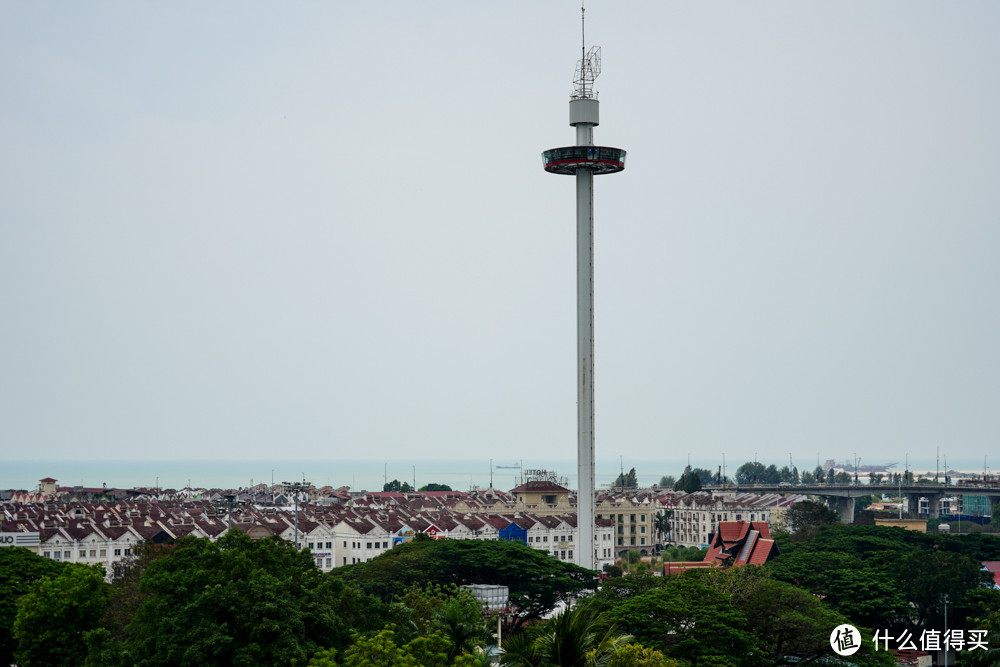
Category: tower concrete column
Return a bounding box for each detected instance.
[543,34,626,572]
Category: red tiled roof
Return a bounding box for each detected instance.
[747,539,776,565]
[509,481,569,493]
[705,521,777,568]
[719,521,751,542]
[983,561,1000,588]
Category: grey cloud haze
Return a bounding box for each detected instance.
[2,2,998,472]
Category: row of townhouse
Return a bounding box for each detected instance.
[3,499,617,572]
[665,491,806,547]
[592,488,808,551]
[275,507,616,571]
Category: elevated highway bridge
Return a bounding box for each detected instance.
[702,483,1000,523]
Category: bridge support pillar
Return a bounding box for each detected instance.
[907,494,922,518]
[986,495,1000,521]
[927,495,940,519]
[836,496,856,524]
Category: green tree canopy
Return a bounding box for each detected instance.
[673,466,701,493]
[0,547,65,665]
[13,563,108,667]
[383,479,413,492]
[784,499,839,533]
[600,576,762,666]
[335,538,595,628]
[105,531,387,666]
[499,602,632,667]
[769,524,1000,637]
[734,461,767,485]
[613,467,639,489]
[418,483,453,492]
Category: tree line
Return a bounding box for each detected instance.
[3,520,999,666]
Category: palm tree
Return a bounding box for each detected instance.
[499,602,632,667]
[653,510,672,547]
[433,597,489,663]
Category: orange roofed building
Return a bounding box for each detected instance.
[664,520,778,575]
[704,520,778,567]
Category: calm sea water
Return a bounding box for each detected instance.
[2,456,988,493]
[1,458,674,493]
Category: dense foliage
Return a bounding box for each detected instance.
[768,524,1000,638]
[334,537,596,628]
[14,563,107,667]
[4,521,999,666]
[589,568,894,666]
[0,547,64,665]
[89,531,391,666]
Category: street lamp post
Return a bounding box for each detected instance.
[223,492,236,530]
[283,481,310,549]
[943,594,950,667]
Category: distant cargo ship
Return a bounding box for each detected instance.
[825,459,897,473]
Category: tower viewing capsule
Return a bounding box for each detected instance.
[543,11,626,571]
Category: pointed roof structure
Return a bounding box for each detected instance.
[704,520,778,567]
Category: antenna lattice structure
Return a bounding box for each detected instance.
[573,46,601,100]
[572,46,601,100]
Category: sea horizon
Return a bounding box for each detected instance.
[2,455,992,494]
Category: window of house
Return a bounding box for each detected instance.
[124,548,131,556]
[366,542,372,549]
[568,535,573,542]
[64,551,71,558]
[114,548,121,556]
[99,549,106,557]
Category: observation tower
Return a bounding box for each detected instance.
[543,5,626,571]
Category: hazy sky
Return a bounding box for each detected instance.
[2,2,998,471]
